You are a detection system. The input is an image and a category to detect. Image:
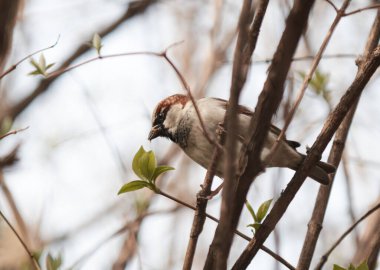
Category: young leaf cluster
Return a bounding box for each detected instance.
[245,199,273,233]
[118,146,174,194]
[46,253,62,270]
[333,261,369,270]
[92,33,103,56]
[298,69,331,102]
[28,54,54,77]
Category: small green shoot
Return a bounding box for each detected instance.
[245,198,273,233]
[333,261,369,270]
[28,54,54,77]
[298,69,331,102]
[92,33,103,55]
[118,146,174,194]
[46,253,62,270]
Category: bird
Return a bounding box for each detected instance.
[148,94,336,187]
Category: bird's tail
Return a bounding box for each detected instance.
[291,155,336,185]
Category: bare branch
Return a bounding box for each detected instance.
[314,202,380,270]
[263,0,351,167]
[232,44,380,269]
[0,210,40,270]
[297,9,380,269]
[0,126,29,140]
[344,4,380,17]
[156,189,295,270]
[4,0,159,122]
[0,0,22,71]
[206,0,317,269]
[204,0,270,267]
[0,35,60,80]
[324,0,339,13]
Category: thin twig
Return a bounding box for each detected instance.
[325,0,339,13]
[232,44,380,270]
[344,4,380,17]
[5,0,159,122]
[156,189,295,270]
[0,126,29,140]
[297,9,380,269]
[45,41,220,149]
[252,53,357,64]
[0,35,60,80]
[183,130,223,270]
[0,211,40,270]
[314,202,380,270]
[263,0,351,167]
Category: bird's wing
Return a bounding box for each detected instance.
[211,97,301,149]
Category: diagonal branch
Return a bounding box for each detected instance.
[204,0,270,268]
[3,0,158,122]
[315,201,380,270]
[232,44,380,269]
[297,9,380,269]
[263,0,351,166]
[204,0,317,269]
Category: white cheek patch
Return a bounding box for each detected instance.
[164,104,183,132]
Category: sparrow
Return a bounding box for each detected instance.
[148,94,335,185]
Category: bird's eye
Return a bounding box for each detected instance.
[157,112,164,122]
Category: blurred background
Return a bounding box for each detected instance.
[0,0,379,269]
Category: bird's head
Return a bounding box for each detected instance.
[148,94,189,142]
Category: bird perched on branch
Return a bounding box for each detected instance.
[148,94,335,187]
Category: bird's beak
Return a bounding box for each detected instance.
[148,125,161,141]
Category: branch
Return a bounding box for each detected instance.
[352,199,380,270]
[204,0,270,268]
[232,44,380,269]
[156,189,295,270]
[0,35,60,80]
[4,0,159,122]
[297,9,380,269]
[325,0,339,13]
[314,202,380,270]
[0,210,40,270]
[344,4,380,17]
[0,0,21,70]
[263,0,351,167]
[206,0,317,269]
[0,126,29,140]
[43,41,218,149]
[183,131,224,270]
[252,53,357,64]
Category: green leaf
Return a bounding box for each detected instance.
[29,54,53,77]
[28,70,42,76]
[355,262,369,270]
[92,33,103,55]
[46,253,62,270]
[118,180,150,194]
[132,146,146,180]
[247,222,261,231]
[333,265,347,270]
[256,199,273,223]
[139,151,156,181]
[46,63,55,71]
[152,166,174,182]
[245,200,257,222]
[0,116,13,136]
[39,53,46,70]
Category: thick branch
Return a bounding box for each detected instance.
[232,44,380,269]
[204,0,270,268]
[0,0,21,71]
[204,0,317,269]
[297,8,380,269]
